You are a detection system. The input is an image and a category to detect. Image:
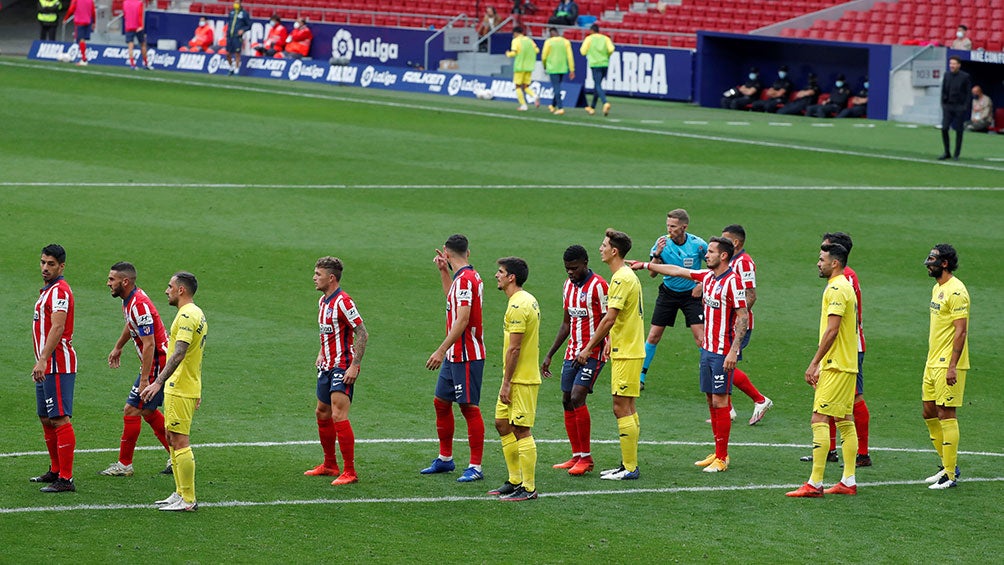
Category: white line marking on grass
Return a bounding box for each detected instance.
[811,123,835,127]
[640,120,663,124]
[3,477,1002,514]
[3,438,1001,458]
[768,122,792,126]
[1,182,1002,191]
[726,121,751,125]
[2,60,1003,172]
[897,124,920,129]
[683,120,709,124]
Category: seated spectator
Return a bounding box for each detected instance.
[966,85,994,132]
[777,73,821,115]
[951,25,972,50]
[806,74,851,118]
[720,67,761,110]
[282,18,312,59]
[181,17,214,52]
[836,79,868,118]
[477,6,501,37]
[548,0,578,26]
[751,65,793,113]
[253,14,288,57]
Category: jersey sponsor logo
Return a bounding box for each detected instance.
[930,301,941,311]
[345,307,359,319]
[568,307,589,318]
[741,271,755,283]
[53,298,69,311]
[34,311,40,321]
[136,313,154,325]
[319,323,334,334]
[736,289,746,301]
[683,258,696,268]
[704,297,721,309]
[457,289,472,301]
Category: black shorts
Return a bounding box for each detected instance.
[651,284,703,327]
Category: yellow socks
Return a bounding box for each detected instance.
[515,88,526,106]
[617,415,639,472]
[925,417,944,457]
[169,446,180,495]
[501,433,520,485]
[940,419,959,480]
[836,420,858,482]
[516,436,537,492]
[174,446,196,503]
[809,421,829,486]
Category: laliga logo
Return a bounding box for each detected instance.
[447,74,463,96]
[208,54,223,74]
[360,65,374,87]
[332,29,354,61]
[289,59,302,81]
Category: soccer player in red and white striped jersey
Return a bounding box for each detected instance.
[721,225,773,426]
[30,244,79,492]
[542,245,609,476]
[632,237,748,473]
[100,262,172,477]
[422,234,488,482]
[305,256,369,486]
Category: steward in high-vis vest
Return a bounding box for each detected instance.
[38,0,62,41]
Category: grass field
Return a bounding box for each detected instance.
[1,58,1002,563]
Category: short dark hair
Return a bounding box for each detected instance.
[822,231,853,255]
[932,243,959,272]
[820,243,848,267]
[708,236,735,260]
[110,261,137,279]
[722,224,745,243]
[270,13,280,21]
[590,23,600,33]
[445,234,469,254]
[497,256,529,286]
[173,271,199,296]
[315,256,344,281]
[949,55,962,64]
[41,244,66,263]
[563,245,588,263]
[958,24,968,31]
[513,25,524,34]
[605,228,632,257]
[549,26,559,35]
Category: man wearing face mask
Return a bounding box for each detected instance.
[777,73,821,115]
[805,74,851,118]
[836,79,868,118]
[721,67,761,110]
[951,25,972,50]
[939,56,972,161]
[253,14,288,58]
[283,18,313,60]
[751,65,793,113]
[184,18,214,52]
[965,85,994,132]
[225,0,252,74]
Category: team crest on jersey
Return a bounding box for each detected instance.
[578,291,587,301]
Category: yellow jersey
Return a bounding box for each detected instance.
[819,275,857,373]
[166,302,207,398]
[927,276,969,369]
[608,266,645,359]
[503,289,541,385]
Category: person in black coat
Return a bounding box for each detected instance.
[939,56,972,160]
[721,67,761,110]
[805,74,851,118]
[778,73,821,115]
[751,65,794,112]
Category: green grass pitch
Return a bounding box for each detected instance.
[0,58,1002,563]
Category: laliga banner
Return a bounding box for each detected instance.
[27,41,583,105]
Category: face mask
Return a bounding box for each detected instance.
[293,22,301,29]
[748,73,757,80]
[956,31,964,38]
[199,20,207,26]
[778,71,787,79]
[864,81,869,89]
[835,80,844,88]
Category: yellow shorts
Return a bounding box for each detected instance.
[813,369,855,418]
[513,71,532,85]
[922,366,966,407]
[164,393,197,436]
[611,358,643,397]
[495,383,539,428]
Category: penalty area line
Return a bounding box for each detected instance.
[2,477,1003,514]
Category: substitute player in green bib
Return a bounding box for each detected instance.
[506,26,540,111]
[541,27,575,115]
[579,23,615,116]
[141,271,207,511]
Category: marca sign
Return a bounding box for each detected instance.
[583,51,668,95]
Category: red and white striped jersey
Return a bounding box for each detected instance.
[33,276,77,374]
[318,288,363,370]
[122,288,169,376]
[729,250,756,330]
[562,271,609,361]
[843,266,865,353]
[691,269,747,355]
[445,265,486,363]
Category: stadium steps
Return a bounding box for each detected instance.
[455,51,511,76]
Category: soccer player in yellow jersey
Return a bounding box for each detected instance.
[141,272,207,511]
[787,244,858,497]
[506,26,540,111]
[921,244,969,490]
[541,27,574,115]
[487,257,541,501]
[576,229,644,480]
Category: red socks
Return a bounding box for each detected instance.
[853,399,870,454]
[55,422,75,480]
[317,417,339,469]
[143,410,170,450]
[711,406,731,460]
[574,405,591,454]
[43,424,60,475]
[79,40,87,62]
[731,368,765,404]
[563,409,579,453]
[434,397,454,458]
[120,415,142,465]
[459,404,484,466]
[333,419,355,472]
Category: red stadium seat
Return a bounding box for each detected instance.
[189,2,204,13]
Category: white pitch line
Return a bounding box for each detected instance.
[0,182,1001,191]
[811,123,835,127]
[2,59,1003,173]
[3,477,1003,514]
[726,121,751,125]
[3,438,1001,458]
